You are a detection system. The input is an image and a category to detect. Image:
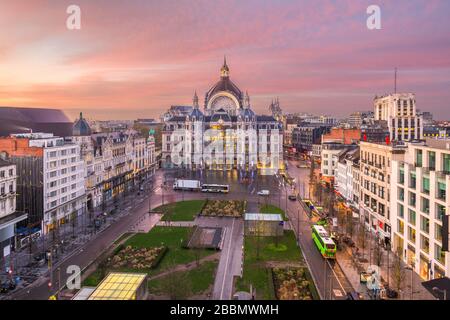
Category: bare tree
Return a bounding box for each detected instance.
[253,219,266,260]
[357,222,366,259]
[373,237,383,267]
[161,258,192,299]
[337,207,347,234]
[162,270,192,300]
[308,160,316,198]
[392,248,405,295]
[346,211,355,238]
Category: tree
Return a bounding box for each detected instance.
[345,210,355,238]
[373,236,383,267]
[160,257,193,299]
[193,247,201,267]
[162,270,192,300]
[308,160,316,198]
[337,207,347,234]
[392,248,405,295]
[357,222,366,259]
[326,184,336,218]
[253,219,266,260]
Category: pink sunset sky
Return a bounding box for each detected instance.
[0,0,449,120]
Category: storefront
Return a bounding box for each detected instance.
[419,253,430,280]
[407,244,416,267]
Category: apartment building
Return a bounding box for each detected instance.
[374,93,423,142]
[391,139,450,279]
[359,141,406,244]
[0,133,86,235]
[320,128,360,180]
[335,148,360,207]
[71,115,156,210]
[321,143,357,180]
[292,124,331,154]
[0,160,27,259]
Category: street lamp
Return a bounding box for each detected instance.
[432,287,447,300]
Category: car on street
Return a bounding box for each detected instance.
[257,190,270,196]
[288,194,297,201]
[0,281,16,294]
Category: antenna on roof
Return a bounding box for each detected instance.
[394,68,397,94]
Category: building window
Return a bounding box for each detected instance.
[398,219,405,234]
[435,224,442,242]
[436,204,445,221]
[434,244,445,264]
[398,187,405,201]
[443,153,450,173]
[415,149,423,167]
[437,182,446,201]
[409,192,416,206]
[420,216,429,234]
[420,235,429,254]
[428,151,436,171]
[421,197,430,214]
[409,172,416,189]
[408,209,416,225]
[408,226,416,243]
[398,203,404,218]
[399,167,405,184]
[422,176,430,194]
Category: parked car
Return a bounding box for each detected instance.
[0,281,16,294]
[288,194,297,201]
[346,291,362,300]
[257,190,270,196]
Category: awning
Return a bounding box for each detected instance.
[0,211,28,229]
[422,277,450,300]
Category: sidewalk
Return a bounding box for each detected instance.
[335,225,435,300]
[0,179,154,290]
[308,183,435,300]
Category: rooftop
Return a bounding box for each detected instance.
[244,213,283,221]
[0,158,13,167]
[88,272,147,300]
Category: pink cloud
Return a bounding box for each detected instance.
[0,0,449,120]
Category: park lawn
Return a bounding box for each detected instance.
[147,260,218,298]
[259,204,288,221]
[83,227,215,286]
[123,227,214,276]
[158,200,205,221]
[82,269,104,287]
[235,230,302,299]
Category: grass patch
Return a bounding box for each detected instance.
[148,260,218,298]
[82,269,104,287]
[158,200,205,221]
[235,231,302,300]
[83,226,215,286]
[259,204,288,221]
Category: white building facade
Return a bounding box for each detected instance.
[162,59,284,175]
[40,137,86,235]
[374,93,423,142]
[0,160,27,260]
[359,141,406,243]
[391,140,450,279]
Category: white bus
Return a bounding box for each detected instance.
[201,184,230,194]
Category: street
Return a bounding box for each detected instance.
[6,162,354,300]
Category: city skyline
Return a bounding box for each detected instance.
[1,0,450,121]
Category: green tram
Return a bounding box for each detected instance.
[311,224,336,259]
